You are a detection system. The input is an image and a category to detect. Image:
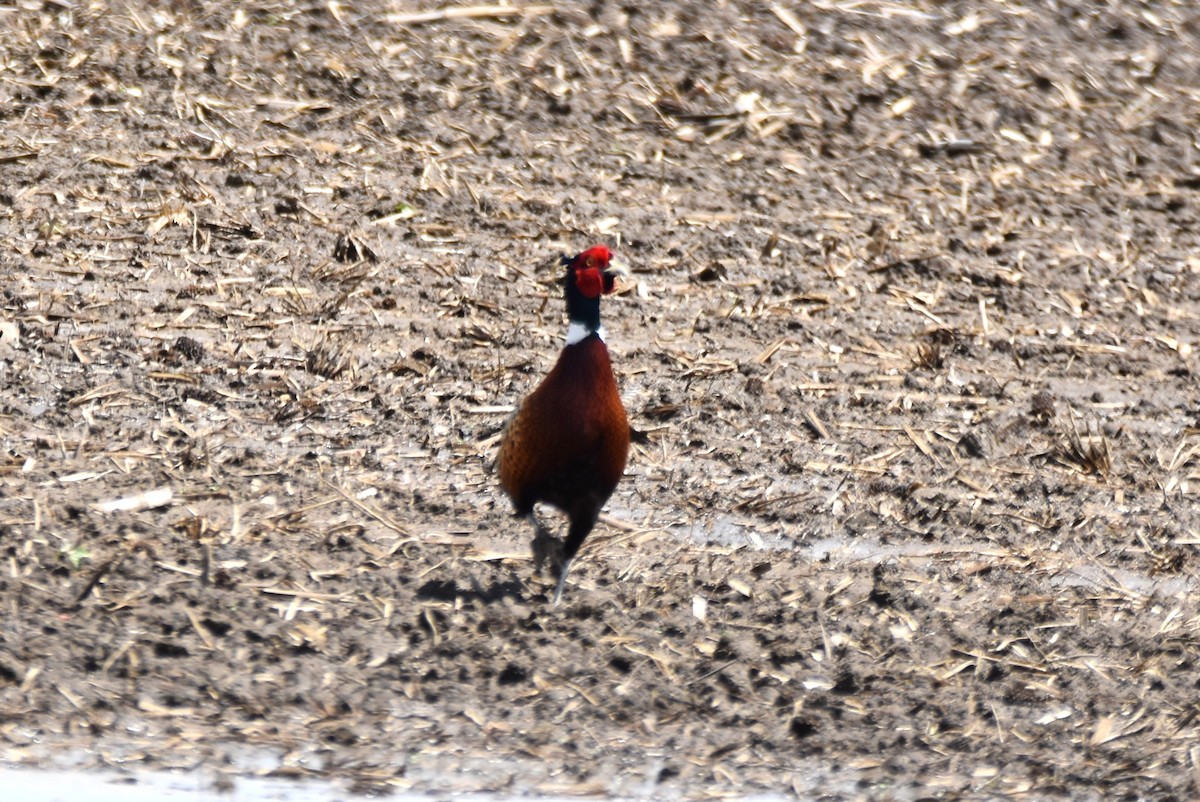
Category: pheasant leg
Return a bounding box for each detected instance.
[528,513,564,576]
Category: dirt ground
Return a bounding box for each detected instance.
[3,0,1200,799]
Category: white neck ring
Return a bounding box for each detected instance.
[566,321,605,345]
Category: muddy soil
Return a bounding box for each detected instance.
[3,1,1200,799]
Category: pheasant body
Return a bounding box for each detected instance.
[497,246,629,602]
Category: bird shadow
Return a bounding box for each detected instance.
[415,576,529,605]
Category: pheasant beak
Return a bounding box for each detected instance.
[603,258,631,293]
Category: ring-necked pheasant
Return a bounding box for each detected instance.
[497,245,630,604]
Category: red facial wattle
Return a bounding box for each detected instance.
[574,266,605,298]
